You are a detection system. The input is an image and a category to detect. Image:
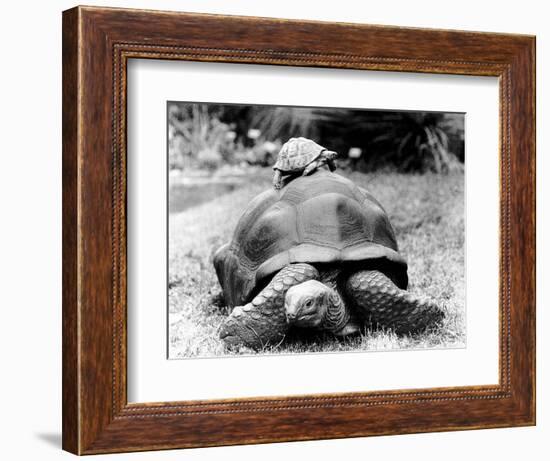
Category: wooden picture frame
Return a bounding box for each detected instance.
[62,5,535,454]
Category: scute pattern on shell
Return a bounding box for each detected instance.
[273,137,326,172]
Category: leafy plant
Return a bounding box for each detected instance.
[169,103,235,170]
[250,106,320,141]
[310,110,464,173]
[370,113,463,173]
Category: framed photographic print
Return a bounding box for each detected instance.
[62,6,535,454]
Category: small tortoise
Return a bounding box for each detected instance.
[213,170,444,349]
[272,137,338,189]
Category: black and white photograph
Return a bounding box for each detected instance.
[168,102,465,358]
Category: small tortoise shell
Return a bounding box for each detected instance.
[273,137,326,173]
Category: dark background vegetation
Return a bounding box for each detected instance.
[168,102,464,174]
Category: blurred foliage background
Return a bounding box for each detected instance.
[168,102,464,174]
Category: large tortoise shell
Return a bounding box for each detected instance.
[214,171,408,308]
[273,137,326,172]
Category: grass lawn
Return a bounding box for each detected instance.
[168,170,465,358]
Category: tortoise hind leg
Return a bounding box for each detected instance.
[219,263,319,350]
[345,270,444,335]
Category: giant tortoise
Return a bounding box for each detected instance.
[213,169,444,349]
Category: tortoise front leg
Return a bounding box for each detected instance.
[219,263,319,350]
[346,270,444,335]
[272,169,283,189]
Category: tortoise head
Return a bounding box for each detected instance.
[284,280,333,328]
